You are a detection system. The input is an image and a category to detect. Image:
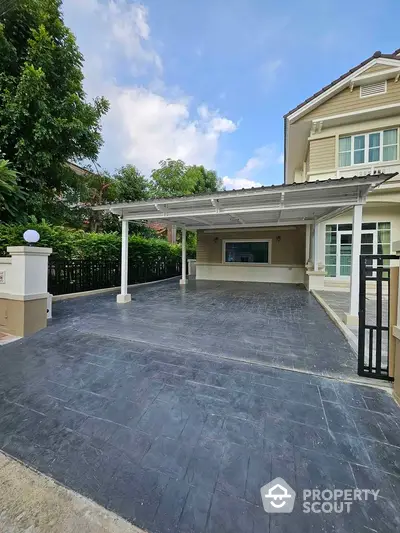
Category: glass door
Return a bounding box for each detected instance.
[337,231,352,277]
[337,230,376,278]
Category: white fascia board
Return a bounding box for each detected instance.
[287,58,400,123]
[310,103,400,126]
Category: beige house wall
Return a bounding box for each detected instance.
[309,137,336,172]
[302,79,400,121]
[197,227,306,266]
[0,298,48,337]
[361,64,395,74]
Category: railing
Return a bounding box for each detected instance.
[48,258,182,296]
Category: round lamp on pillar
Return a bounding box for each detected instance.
[23,229,40,246]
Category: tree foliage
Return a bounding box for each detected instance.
[0,0,109,220]
[0,158,25,219]
[150,159,222,197]
[0,221,196,260]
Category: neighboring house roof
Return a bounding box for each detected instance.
[284,50,400,119]
[67,161,98,177]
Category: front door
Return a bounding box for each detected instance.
[336,229,378,279]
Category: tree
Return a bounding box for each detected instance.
[0,0,109,218]
[113,165,149,202]
[0,158,25,220]
[150,159,222,197]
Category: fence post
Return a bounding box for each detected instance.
[393,243,400,403]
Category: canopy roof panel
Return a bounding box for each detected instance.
[93,174,396,229]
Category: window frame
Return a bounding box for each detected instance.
[324,222,392,279]
[222,239,272,265]
[338,128,399,168]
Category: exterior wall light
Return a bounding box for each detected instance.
[23,229,40,246]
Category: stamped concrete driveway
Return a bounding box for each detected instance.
[0,279,399,533]
[57,279,357,378]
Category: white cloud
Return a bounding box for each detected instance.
[222,176,262,190]
[222,144,283,190]
[62,0,236,173]
[236,144,283,178]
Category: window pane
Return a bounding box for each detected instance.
[383,145,397,161]
[361,234,373,243]
[340,257,351,276]
[383,129,397,146]
[225,242,269,263]
[326,265,336,277]
[369,132,380,148]
[354,135,365,150]
[325,245,336,255]
[369,147,380,162]
[340,245,352,255]
[339,152,351,167]
[354,150,365,164]
[340,234,352,244]
[325,233,337,244]
[362,222,376,230]
[361,244,373,255]
[339,136,351,151]
[326,225,337,232]
[338,224,352,231]
[378,243,390,255]
[378,230,391,243]
[378,222,390,230]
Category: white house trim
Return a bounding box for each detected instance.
[287,58,400,122]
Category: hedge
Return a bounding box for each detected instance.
[0,222,196,261]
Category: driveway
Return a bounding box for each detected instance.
[0,279,399,532]
[57,279,357,378]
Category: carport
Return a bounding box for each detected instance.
[95,174,395,325]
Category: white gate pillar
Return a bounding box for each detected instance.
[180,227,188,285]
[117,219,131,303]
[345,204,363,325]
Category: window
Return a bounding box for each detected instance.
[325,222,391,278]
[224,241,270,264]
[338,129,398,167]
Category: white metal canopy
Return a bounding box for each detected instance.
[94,174,396,229]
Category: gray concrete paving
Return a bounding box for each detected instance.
[0,279,399,533]
[317,290,389,372]
[0,451,144,533]
[56,279,357,379]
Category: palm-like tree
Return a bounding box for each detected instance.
[0,159,25,219]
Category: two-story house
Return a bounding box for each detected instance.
[97,49,398,326]
[284,48,400,291]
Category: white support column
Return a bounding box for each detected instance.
[180,227,188,285]
[117,219,131,303]
[305,224,311,266]
[345,204,363,325]
[313,222,319,271]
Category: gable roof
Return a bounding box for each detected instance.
[284,50,400,119]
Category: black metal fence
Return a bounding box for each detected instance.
[48,258,182,296]
[358,254,398,381]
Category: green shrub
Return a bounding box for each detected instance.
[0,221,195,260]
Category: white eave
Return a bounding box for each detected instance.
[93,174,396,230]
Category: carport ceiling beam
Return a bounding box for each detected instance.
[185,220,315,230]
[120,200,360,221]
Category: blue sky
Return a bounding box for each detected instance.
[63,0,400,188]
